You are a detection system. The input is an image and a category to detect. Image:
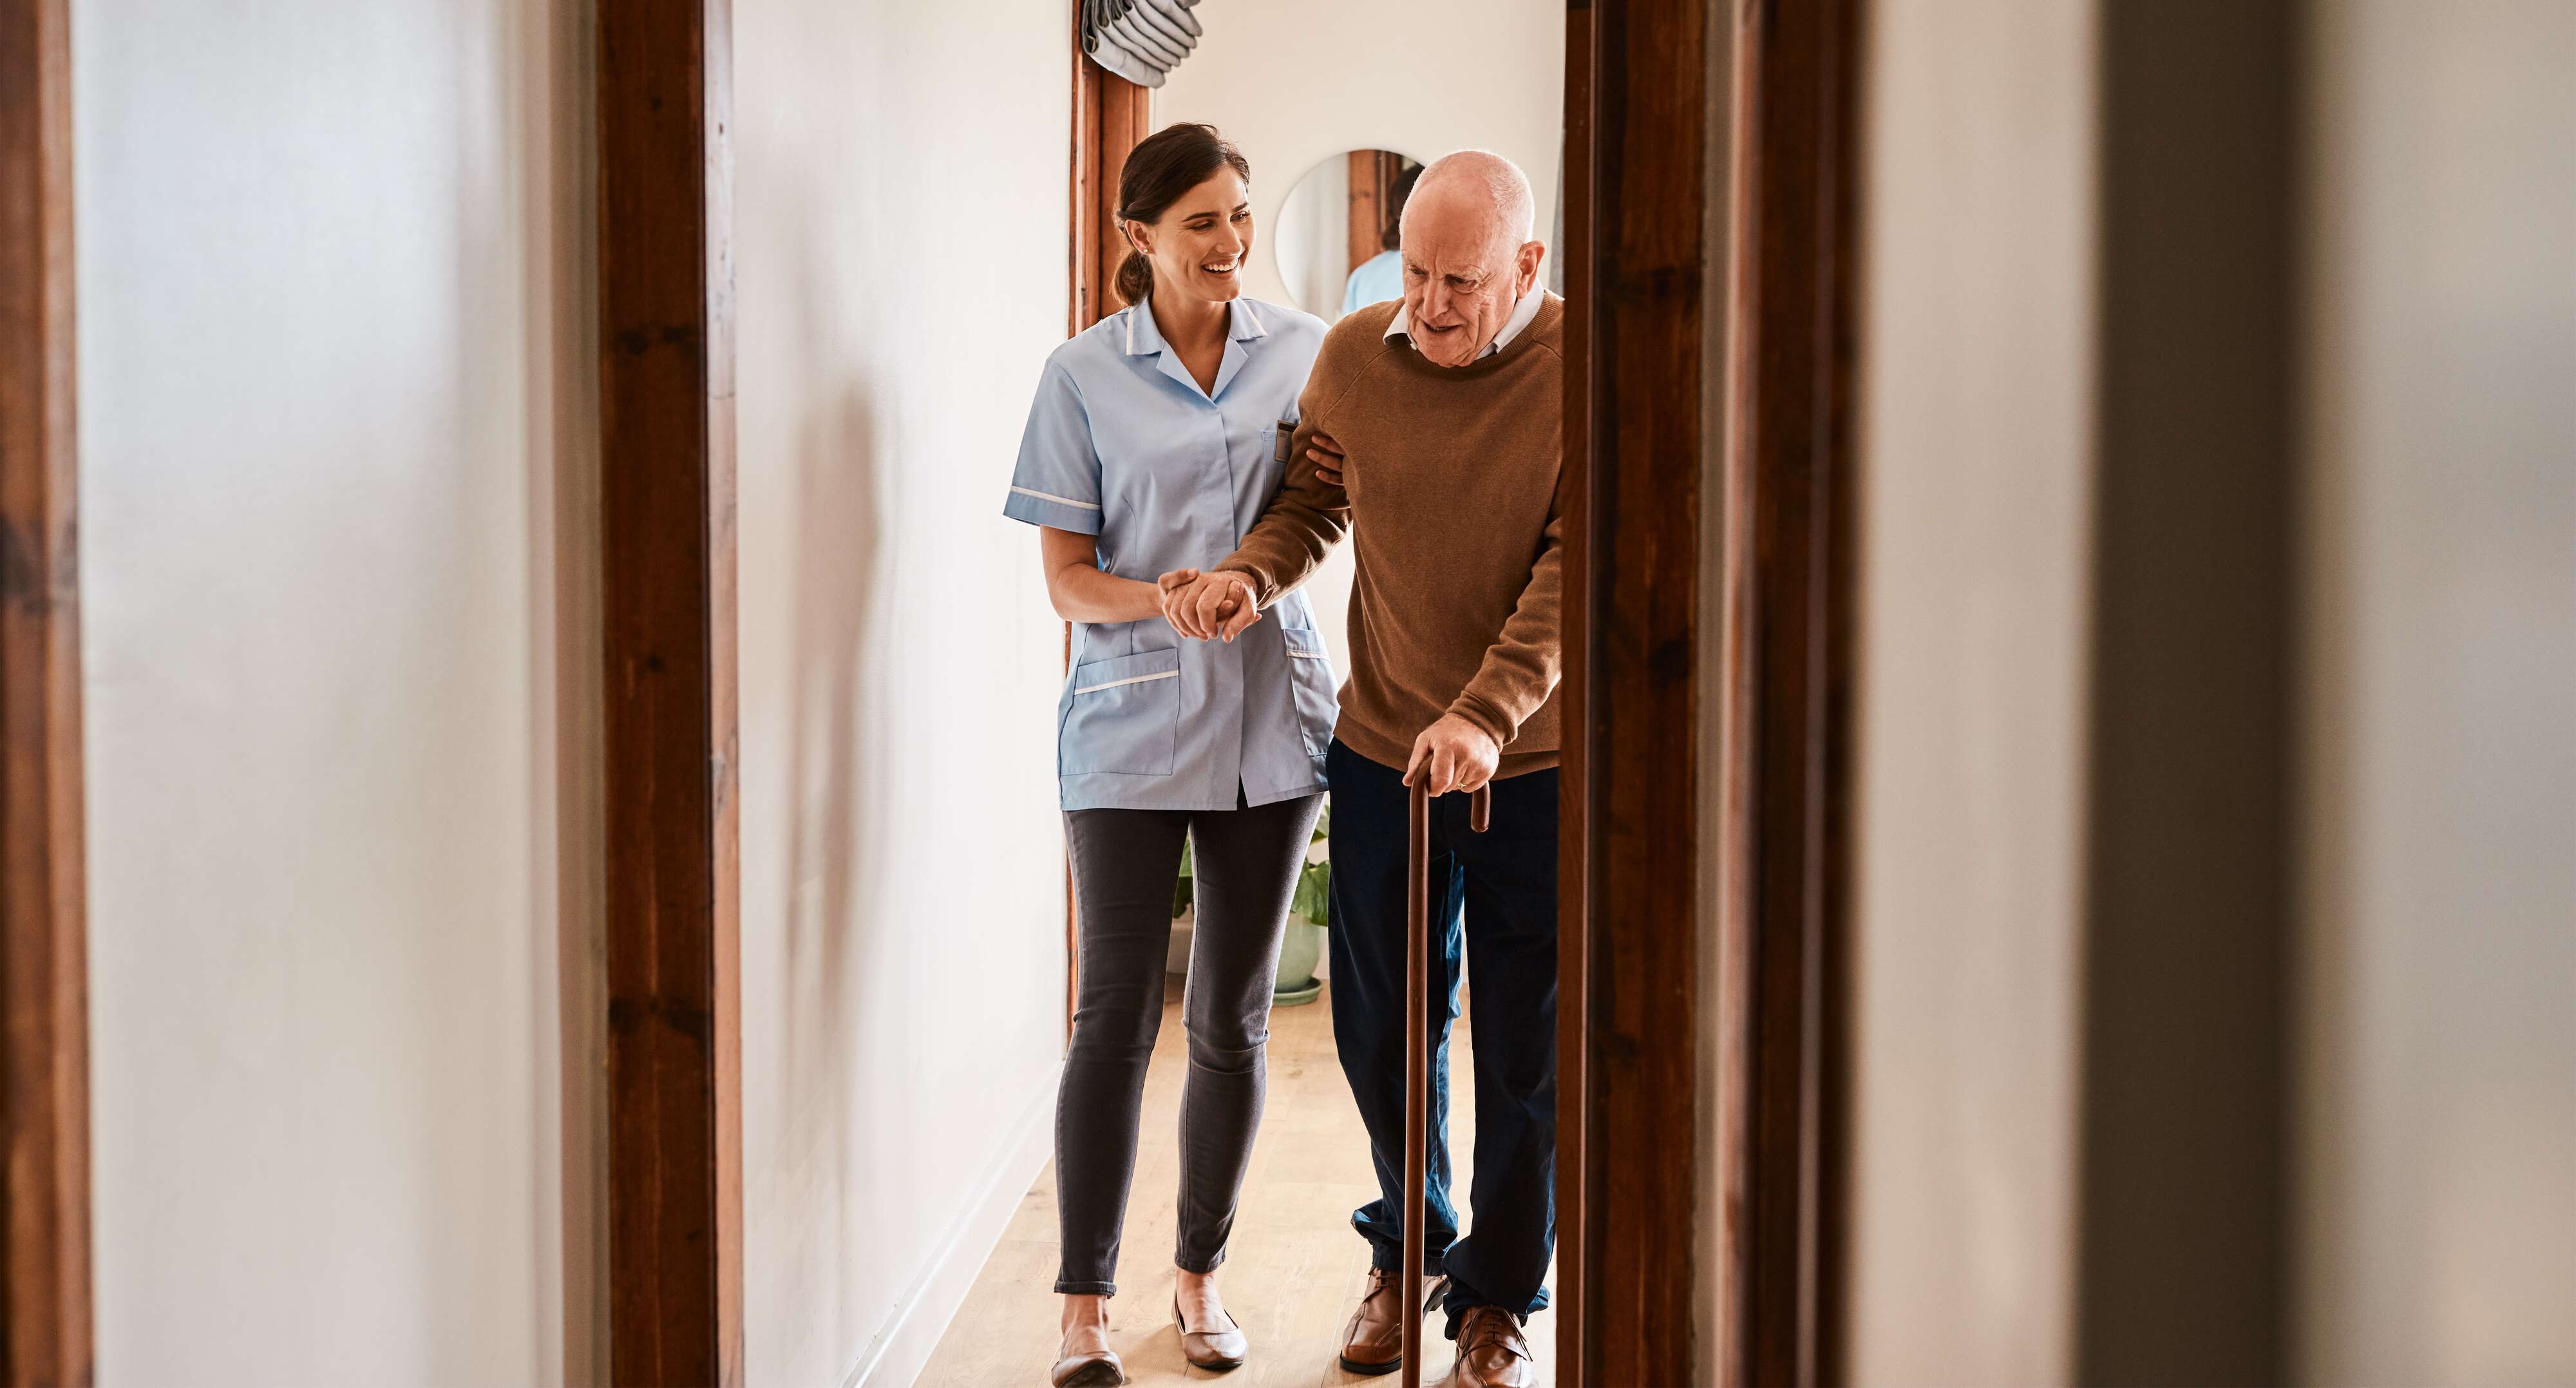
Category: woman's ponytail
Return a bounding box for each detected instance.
[1111,124,1251,310]
[1115,245,1155,306]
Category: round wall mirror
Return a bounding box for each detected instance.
[1273,149,1426,323]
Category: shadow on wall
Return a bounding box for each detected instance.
[775,193,895,1336]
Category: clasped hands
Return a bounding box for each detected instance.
[1151,569,1497,794]
[1152,429,1491,792]
[1153,428,1348,643]
[1155,567,1263,642]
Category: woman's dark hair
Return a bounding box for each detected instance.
[1381,162,1423,252]
[1115,122,1251,306]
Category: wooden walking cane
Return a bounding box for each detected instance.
[1404,778,1491,1388]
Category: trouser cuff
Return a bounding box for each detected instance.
[1368,1247,1450,1279]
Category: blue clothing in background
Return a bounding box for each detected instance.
[1004,296,1339,812]
[1341,249,1404,318]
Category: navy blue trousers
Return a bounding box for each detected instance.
[1325,738,1557,1338]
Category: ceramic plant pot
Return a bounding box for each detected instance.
[1273,917,1325,1005]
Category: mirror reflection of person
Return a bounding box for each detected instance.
[1003,123,1338,1388]
[1341,162,1423,316]
[1165,150,1560,1388]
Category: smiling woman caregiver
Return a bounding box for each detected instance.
[1003,123,1337,1387]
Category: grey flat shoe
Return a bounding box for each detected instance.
[1174,1298,1248,1371]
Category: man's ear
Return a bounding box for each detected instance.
[1518,240,1546,294]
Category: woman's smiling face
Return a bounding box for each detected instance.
[1130,168,1254,304]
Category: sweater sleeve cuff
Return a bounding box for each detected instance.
[1212,560,1278,608]
[1446,692,1517,751]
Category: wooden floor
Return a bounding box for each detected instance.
[919,979,1555,1387]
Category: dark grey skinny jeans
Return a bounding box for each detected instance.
[1055,791,1323,1297]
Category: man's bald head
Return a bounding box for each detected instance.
[1395,151,1546,368]
[1403,150,1537,249]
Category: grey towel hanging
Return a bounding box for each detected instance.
[1110,13,1188,67]
[1124,1,1198,53]
[1103,0,1186,66]
[1085,0,1199,86]
[1139,0,1203,39]
[1088,24,1164,86]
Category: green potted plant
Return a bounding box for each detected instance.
[1171,808,1332,1005]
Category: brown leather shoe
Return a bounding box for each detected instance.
[1050,1321,1124,1388]
[1174,1297,1249,1371]
[1443,1305,1537,1388]
[1338,1267,1450,1376]
[1048,1345,1123,1387]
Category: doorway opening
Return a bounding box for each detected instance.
[567,0,1864,1383]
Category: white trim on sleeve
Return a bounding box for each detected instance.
[1012,485,1102,511]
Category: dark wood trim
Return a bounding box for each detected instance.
[0,1,93,1380]
[1090,81,1150,327]
[1065,19,1148,1035]
[1346,149,1397,278]
[1563,0,1719,1382]
[1070,7,1103,340]
[2076,2,2298,1380]
[1070,32,1150,334]
[1718,0,1863,1382]
[1066,3,1091,1040]
[1065,6,1088,1038]
[596,1,743,1383]
[1554,0,1595,1371]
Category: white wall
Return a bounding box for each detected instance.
[72,1,583,1382]
[1273,155,1353,324]
[1846,0,2099,1381]
[1157,0,1560,313]
[731,4,1072,1385]
[1157,0,1564,684]
[2297,1,2576,1380]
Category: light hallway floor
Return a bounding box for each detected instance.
[919,978,1556,1386]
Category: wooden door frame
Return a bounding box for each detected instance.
[587,6,1137,1367]
[1712,0,1864,1380]
[1557,0,1716,1380]
[0,0,93,1380]
[1560,0,1863,1383]
[1065,23,1150,1036]
[594,1,743,1383]
[1070,35,1151,338]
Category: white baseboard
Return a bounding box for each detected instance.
[839,1084,1054,1388]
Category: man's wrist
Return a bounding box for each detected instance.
[1211,564,1266,607]
[1444,698,1511,752]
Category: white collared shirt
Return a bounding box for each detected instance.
[1385,280,1546,360]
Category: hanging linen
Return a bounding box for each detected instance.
[1084,0,1202,88]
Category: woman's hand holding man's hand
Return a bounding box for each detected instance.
[1156,567,1263,642]
[1147,430,1334,641]
[1307,429,1346,487]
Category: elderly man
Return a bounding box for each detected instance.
[1163,149,1560,1388]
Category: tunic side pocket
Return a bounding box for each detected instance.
[1279,626,1340,759]
[1059,647,1184,777]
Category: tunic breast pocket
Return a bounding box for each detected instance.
[1280,627,1340,757]
[1059,648,1183,777]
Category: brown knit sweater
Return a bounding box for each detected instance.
[1218,294,1564,777]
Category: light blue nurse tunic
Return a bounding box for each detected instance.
[1005,296,1339,812]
